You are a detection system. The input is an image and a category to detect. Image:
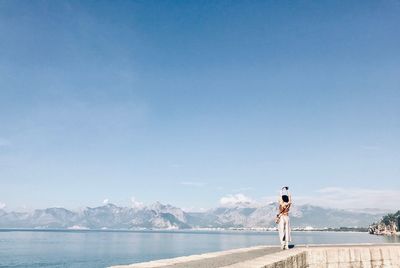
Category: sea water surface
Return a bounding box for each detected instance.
[0,229,398,268]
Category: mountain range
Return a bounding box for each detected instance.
[0,202,387,230]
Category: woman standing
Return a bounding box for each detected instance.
[276,186,292,249]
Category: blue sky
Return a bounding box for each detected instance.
[0,0,399,211]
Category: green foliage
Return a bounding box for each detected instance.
[381,210,400,229]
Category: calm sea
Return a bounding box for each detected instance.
[0,229,398,268]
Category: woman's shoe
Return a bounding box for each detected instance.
[281,244,286,250]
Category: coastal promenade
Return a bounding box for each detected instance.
[110,243,400,268]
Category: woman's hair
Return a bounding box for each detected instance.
[282,195,289,203]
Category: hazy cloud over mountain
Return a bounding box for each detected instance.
[293,187,400,210]
[220,194,258,207]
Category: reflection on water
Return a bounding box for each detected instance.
[0,230,398,268]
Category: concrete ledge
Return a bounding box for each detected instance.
[110,245,281,268]
[221,248,306,268]
[110,243,400,268]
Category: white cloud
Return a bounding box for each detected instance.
[180,181,206,187]
[219,187,400,211]
[182,206,208,213]
[131,196,144,209]
[0,202,5,209]
[295,187,400,210]
[219,193,257,207]
[103,198,109,204]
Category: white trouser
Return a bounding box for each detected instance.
[278,215,291,245]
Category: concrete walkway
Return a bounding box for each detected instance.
[110,243,400,268]
[110,245,282,268]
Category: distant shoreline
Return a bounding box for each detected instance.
[0,227,369,233]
